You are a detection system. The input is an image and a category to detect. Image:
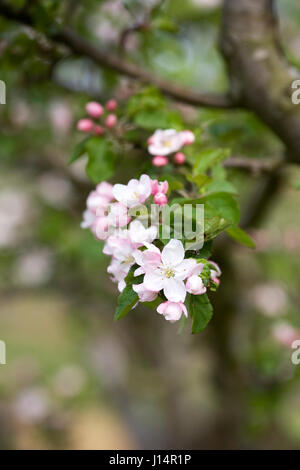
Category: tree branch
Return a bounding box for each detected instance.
[0,1,234,109]
[224,156,283,174]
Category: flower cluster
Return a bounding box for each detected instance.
[77,99,118,135]
[148,129,195,167]
[81,173,221,324]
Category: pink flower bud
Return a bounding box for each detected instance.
[154,192,168,206]
[85,101,104,118]
[94,125,104,135]
[174,152,186,164]
[105,114,117,128]
[152,156,168,167]
[186,275,206,295]
[106,99,117,111]
[148,136,154,145]
[77,118,94,133]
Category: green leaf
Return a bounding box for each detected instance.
[114,267,143,320]
[69,137,89,164]
[114,284,138,321]
[186,294,213,334]
[226,226,256,248]
[205,164,237,194]
[186,173,212,189]
[202,192,240,225]
[85,138,116,184]
[193,148,230,175]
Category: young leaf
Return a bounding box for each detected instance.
[193,148,230,175]
[85,138,116,183]
[186,293,213,334]
[226,226,256,248]
[69,137,89,164]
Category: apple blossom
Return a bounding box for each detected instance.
[132,283,158,302]
[157,301,188,323]
[86,101,104,118]
[135,239,197,302]
[113,174,152,208]
[148,129,185,156]
[152,156,168,167]
[77,118,94,133]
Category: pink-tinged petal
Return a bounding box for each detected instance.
[118,280,126,292]
[96,181,114,201]
[181,302,188,318]
[144,272,164,292]
[154,192,168,206]
[189,262,204,277]
[209,261,222,277]
[139,174,152,199]
[133,249,144,266]
[150,179,159,195]
[157,302,167,314]
[175,259,197,280]
[143,243,161,254]
[163,278,186,302]
[134,266,145,277]
[133,283,157,302]
[156,301,184,322]
[161,239,184,266]
[159,181,169,194]
[186,275,206,295]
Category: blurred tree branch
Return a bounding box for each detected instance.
[0,1,234,109]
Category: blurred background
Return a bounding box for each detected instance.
[0,0,300,450]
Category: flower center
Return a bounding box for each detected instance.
[164,267,175,278]
[123,255,134,265]
[163,140,172,148]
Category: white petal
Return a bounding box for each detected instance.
[134,266,145,276]
[112,184,128,204]
[146,225,158,243]
[175,259,197,280]
[163,278,186,302]
[144,272,164,292]
[162,239,184,266]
